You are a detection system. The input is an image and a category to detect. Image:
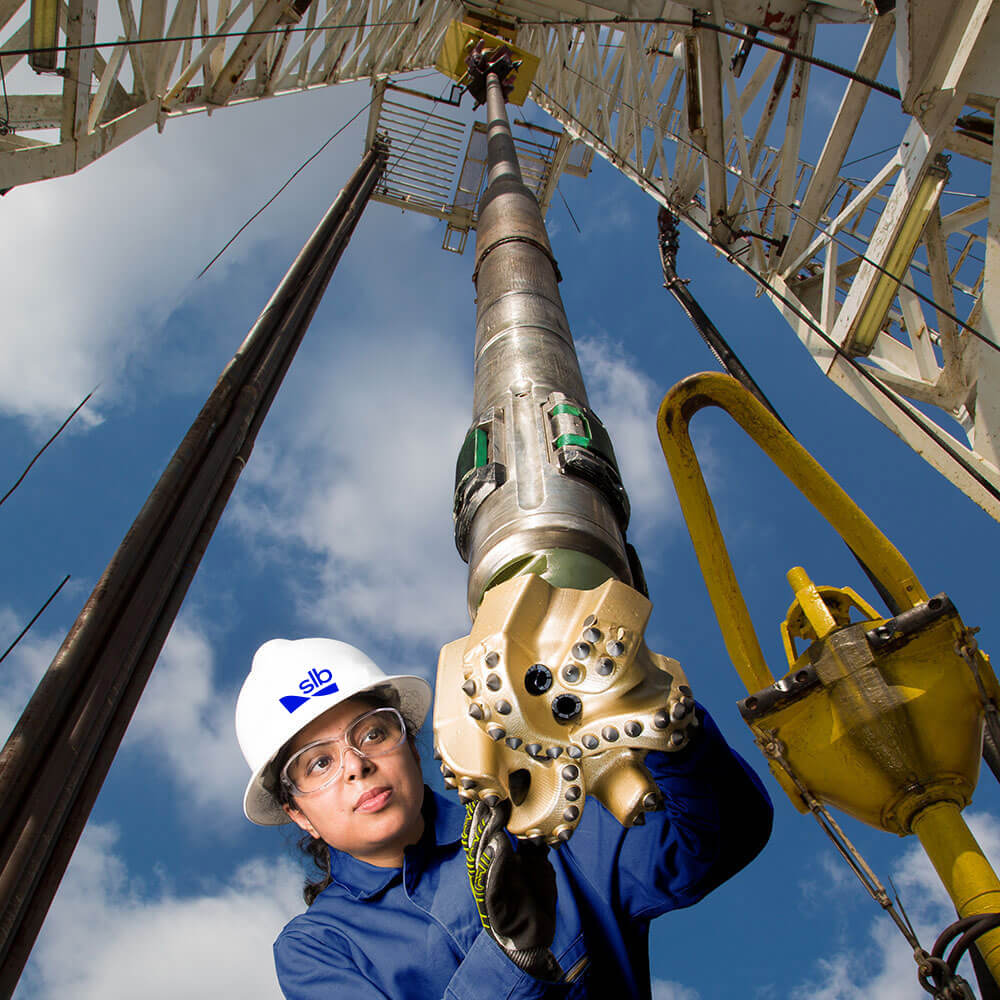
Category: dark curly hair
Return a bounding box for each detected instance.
[275,778,335,906]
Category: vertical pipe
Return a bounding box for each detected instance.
[912,802,1000,983]
[459,72,633,611]
[0,145,385,996]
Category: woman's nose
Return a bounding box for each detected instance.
[342,747,374,781]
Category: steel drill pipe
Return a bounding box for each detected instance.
[463,71,631,611]
[0,145,386,995]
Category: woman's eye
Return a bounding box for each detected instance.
[359,725,387,745]
[305,753,334,775]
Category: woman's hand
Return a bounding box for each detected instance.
[462,799,563,982]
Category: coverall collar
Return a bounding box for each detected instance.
[326,785,465,900]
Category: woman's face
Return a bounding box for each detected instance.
[281,696,425,868]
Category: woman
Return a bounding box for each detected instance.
[235,637,773,999]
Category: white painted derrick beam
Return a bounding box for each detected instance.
[0,0,998,519]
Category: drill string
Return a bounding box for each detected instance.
[0,388,96,508]
[554,61,998,358]
[537,85,1000,508]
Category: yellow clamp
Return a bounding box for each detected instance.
[657,371,1000,980]
[435,20,539,106]
[656,372,926,694]
[655,373,997,832]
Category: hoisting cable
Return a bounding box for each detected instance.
[557,185,582,233]
[555,61,1000,359]
[197,97,375,278]
[0,575,70,668]
[0,56,11,135]
[657,206,906,614]
[0,388,95,508]
[764,736,919,943]
[657,207,783,424]
[759,736,991,999]
[685,16,900,100]
[199,74,453,279]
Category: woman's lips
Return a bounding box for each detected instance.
[354,787,393,812]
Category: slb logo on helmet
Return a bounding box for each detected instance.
[278,667,339,713]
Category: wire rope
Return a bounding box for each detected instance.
[513,13,900,98]
[197,97,375,278]
[0,55,11,134]
[198,72,451,277]
[688,17,900,99]
[0,574,71,667]
[841,143,902,169]
[557,183,581,232]
[0,389,95,508]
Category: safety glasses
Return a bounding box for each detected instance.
[280,707,407,796]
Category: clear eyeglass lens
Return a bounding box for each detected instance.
[284,708,406,795]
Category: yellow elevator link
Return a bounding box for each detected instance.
[656,371,1000,983]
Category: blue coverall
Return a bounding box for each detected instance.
[274,709,773,999]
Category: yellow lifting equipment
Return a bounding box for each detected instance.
[657,371,1000,983]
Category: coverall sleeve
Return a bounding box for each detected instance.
[564,705,773,922]
[275,925,550,1000]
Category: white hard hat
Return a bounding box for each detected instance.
[235,637,432,826]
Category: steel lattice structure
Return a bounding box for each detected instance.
[2,0,998,518]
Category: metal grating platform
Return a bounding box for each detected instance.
[368,80,591,253]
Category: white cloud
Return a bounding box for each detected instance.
[232,327,687,656]
[15,822,302,1000]
[577,334,679,545]
[124,616,248,821]
[230,315,472,655]
[0,610,63,745]
[1,83,364,432]
[652,978,701,1000]
[792,811,1000,1000]
[0,605,246,823]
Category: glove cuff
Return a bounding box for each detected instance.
[503,945,564,983]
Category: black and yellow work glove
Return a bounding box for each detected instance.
[462,798,564,983]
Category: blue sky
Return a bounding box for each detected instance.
[1,47,999,1000]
